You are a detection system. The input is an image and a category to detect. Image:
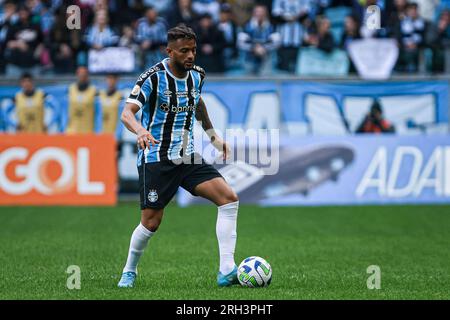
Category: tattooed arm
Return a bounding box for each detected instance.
[196,96,231,159]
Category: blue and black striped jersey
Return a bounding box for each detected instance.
[127,58,205,165]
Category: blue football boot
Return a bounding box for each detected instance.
[217,265,239,287]
[118,271,137,288]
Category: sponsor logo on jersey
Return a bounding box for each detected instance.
[163,89,172,97]
[192,65,205,74]
[176,91,189,98]
[137,66,161,82]
[159,103,196,113]
[160,103,170,112]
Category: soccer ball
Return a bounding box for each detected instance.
[237,256,272,288]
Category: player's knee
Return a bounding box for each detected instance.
[141,211,163,232]
[141,218,161,232]
[224,191,239,204]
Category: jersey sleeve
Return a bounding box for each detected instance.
[199,72,206,93]
[127,76,152,109]
[192,64,206,93]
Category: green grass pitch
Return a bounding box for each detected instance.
[0,203,449,299]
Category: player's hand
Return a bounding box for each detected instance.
[212,136,231,161]
[137,128,159,150]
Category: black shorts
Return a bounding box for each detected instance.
[138,153,223,209]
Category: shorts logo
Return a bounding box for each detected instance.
[148,189,158,203]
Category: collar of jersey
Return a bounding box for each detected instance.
[162,58,190,81]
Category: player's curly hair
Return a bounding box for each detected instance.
[167,24,197,43]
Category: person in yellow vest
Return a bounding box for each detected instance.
[15,72,46,133]
[99,73,123,136]
[66,66,97,134]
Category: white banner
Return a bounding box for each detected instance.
[88,47,135,73]
[348,38,399,80]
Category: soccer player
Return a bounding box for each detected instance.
[117,25,240,288]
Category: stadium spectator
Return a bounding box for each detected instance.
[35,3,55,73]
[167,0,199,28]
[66,66,97,134]
[122,0,148,24]
[226,0,256,27]
[303,15,335,53]
[412,0,440,22]
[341,14,361,49]
[386,0,407,39]
[238,4,280,75]
[142,0,174,18]
[85,9,119,50]
[119,25,137,49]
[398,2,426,72]
[106,0,137,28]
[135,6,168,68]
[427,9,450,73]
[341,14,361,73]
[15,72,46,133]
[0,1,447,76]
[217,3,239,70]
[118,24,140,73]
[35,2,55,36]
[0,1,19,74]
[48,4,85,74]
[25,0,45,17]
[194,13,226,73]
[73,0,96,30]
[94,0,109,11]
[4,5,44,77]
[48,0,64,13]
[192,0,221,22]
[99,73,122,135]
[272,0,307,73]
[356,100,395,134]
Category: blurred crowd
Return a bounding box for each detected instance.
[0,0,449,77]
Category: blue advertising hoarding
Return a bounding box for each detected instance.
[178,135,450,206]
[1,80,448,135]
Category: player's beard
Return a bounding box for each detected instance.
[180,60,193,71]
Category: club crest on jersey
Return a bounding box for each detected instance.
[131,85,140,96]
[148,190,158,203]
[191,89,199,98]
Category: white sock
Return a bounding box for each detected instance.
[216,201,239,275]
[122,223,154,274]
